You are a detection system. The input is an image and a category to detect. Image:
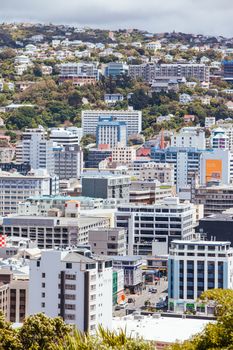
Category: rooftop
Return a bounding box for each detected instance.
[112,315,214,343]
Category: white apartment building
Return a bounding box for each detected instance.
[139,163,174,185]
[115,197,196,255]
[0,169,58,216]
[111,147,137,164]
[205,117,216,128]
[169,240,233,313]
[210,126,233,151]
[49,127,83,146]
[171,127,206,149]
[81,110,142,137]
[16,127,54,175]
[88,228,126,256]
[29,249,112,334]
[2,215,110,249]
[96,118,127,148]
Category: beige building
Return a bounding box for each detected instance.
[112,147,137,164]
[0,269,28,323]
[139,162,174,185]
[88,228,126,256]
[192,185,233,216]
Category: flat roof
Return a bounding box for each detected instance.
[171,240,231,246]
[112,315,214,343]
[28,195,103,202]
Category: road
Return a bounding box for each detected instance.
[113,278,168,317]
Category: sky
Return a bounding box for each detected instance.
[1,0,233,37]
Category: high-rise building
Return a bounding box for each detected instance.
[151,147,203,192]
[168,240,233,312]
[0,169,58,216]
[16,127,55,175]
[88,228,126,256]
[129,63,209,83]
[82,173,131,203]
[115,197,196,255]
[50,127,83,146]
[223,60,233,81]
[29,249,112,334]
[53,144,83,180]
[82,110,142,137]
[2,214,110,249]
[171,127,206,149]
[96,117,127,148]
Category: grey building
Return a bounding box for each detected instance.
[82,174,130,203]
[53,144,83,180]
[88,228,126,256]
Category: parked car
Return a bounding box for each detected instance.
[128,297,134,303]
[115,305,121,311]
[149,287,157,293]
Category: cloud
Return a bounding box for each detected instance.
[1,0,233,37]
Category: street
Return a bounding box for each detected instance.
[113,277,168,317]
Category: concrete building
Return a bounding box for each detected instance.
[129,181,174,205]
[129,63,209,83]
[210,126,233,151]
[0,268,28,323]
[115,197,196,255]
[168,240,233,312]
[53,144,83,180]
[88,228,126,256]
[111,256,144,293]
[17,127,55,175]
[82,110,142,137]
[151,147,203,193]
[2,213,110,249]
[139,163,174,185]
[211,128,229,150]
[199,149,233,186]
[0,169,58,216]
[59,62,99,85]
[29,249,112,334]
[223,60,233,81]
[17,195,104,216]
[104,94,124,105]
[171,127,206,149]
[205,117,216,128]
[197,212,233,245]
[111,147,137,164]
[104,62,128,77]
[96,117,127,148]
[85,148,112,168]
[50,127,83,146]
[192,185,233,216]
[82,174,131,203]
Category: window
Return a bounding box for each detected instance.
[41,302,45,308]
[42,283,45,288]
[42,292,45,298]
[42,273,46,278]
[66,263,72,269]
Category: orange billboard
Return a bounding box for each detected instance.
[206,159,222,183]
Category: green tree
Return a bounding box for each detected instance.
[0,312,22,350]
[19,313,71,350]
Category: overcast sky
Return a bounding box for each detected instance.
[1,0,233,37]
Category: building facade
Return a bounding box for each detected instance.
[168,240,233,312]
[82,110,142,137]
[88,228,126,256]
[115,197,195,255]
[96,117,127,148]
[29,249,112,334]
